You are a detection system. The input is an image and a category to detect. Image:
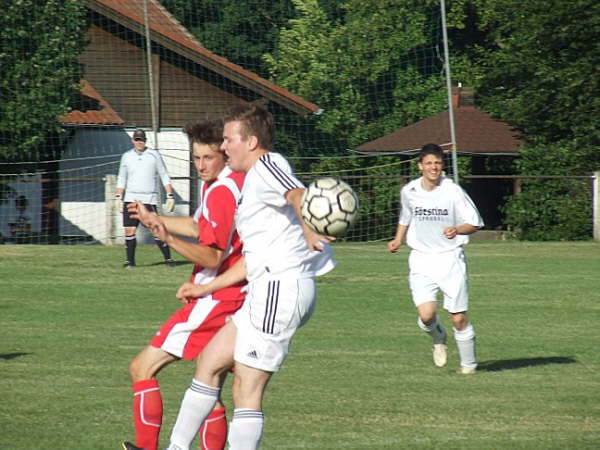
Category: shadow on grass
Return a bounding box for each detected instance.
[0,352,32,360]
[146,260,192,267]
[478,356,576,372]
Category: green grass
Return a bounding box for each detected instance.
[1,242,599,449]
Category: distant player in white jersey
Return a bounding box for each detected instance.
[164,104,336,450]
[388,143,483,374]
[115,129,176,268]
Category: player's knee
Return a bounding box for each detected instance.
[417,311,436,327]
[128,356,142,380]
[128,355,152,381]
[450,312,469,330]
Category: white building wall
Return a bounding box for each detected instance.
[59,128,191,244]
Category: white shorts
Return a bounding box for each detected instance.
[231,275,316,372]
[408,247,469,313]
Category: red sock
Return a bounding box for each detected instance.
[198,407,227,450]
[132,379,163,450]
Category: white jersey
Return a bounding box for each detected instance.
[399,176,483,253]
[236,152,335,281]
[117,147,171,204]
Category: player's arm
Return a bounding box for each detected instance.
[176,257,247,302]
[285,187,335,251]
[128,202,197,238]
[115,155,127,208]
[154,222,222,268]
[157,215,198,238]
[444,187,483,239]
[443,223,480,239]
[388,186,412,252]
[388,224,408,253]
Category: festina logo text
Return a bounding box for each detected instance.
[414,206,448,216]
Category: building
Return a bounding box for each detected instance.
[54,0,321,244]
[355,87,523,228]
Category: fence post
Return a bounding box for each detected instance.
[104,174,117,245]
[594,171,600,242]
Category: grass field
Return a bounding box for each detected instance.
[1,241,599,449]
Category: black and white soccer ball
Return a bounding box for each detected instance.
[301,177,359,237]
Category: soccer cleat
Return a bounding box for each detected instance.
[165,258,176,267]
[121,441,144,450]
[123,261,135,269]
[459,366,476,375]
[432,343,448,367]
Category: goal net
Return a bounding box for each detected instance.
[0,0,450,245]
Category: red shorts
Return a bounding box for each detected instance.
[150,297,244,360]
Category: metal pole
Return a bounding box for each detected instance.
[593,171,600,241]
[440,0,458,183]
[143,0,163,210]
[143,0,158,143]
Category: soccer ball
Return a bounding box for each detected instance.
[301,177,359,237]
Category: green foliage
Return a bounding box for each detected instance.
[447,0,600,240]
[504,178,592,241]
[474,0,600,145]
[0,0,86,162]
[264,0,448,150]
[503,141,594,240]
[163,0,295,78]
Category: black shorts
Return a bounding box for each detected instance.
[123,203,157,227]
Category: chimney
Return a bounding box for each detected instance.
[451,84,474,108]
[452,85,462,108]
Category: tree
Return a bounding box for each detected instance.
[470,0,600,239]
[163,0,296,78]
[473,0,599,146]
[0,0,86,162]
[264,0,448,151]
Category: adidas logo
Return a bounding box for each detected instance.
[247,350,258,359]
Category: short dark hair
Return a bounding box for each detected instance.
[183,118,224,149]
[223,103,274,151]
[418,143,444,162]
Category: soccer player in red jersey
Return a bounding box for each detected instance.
[122,119,246,450]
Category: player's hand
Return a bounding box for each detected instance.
[443,226,458,239]
[387,238,402,253]
[176,282,210,303]
[115,194,124,213]
[150,223,169,242]
[303,225,335,252]
[165,193,175,213]
[129,201,154,226]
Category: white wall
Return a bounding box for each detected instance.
[59,127,192,244]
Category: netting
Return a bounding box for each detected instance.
[0,0,451,245]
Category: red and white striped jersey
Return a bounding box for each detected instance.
[191,166,246,301]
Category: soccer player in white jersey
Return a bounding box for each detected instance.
[388,143,483,374]
[121,120,246,450]
[116,129,176,268]
[164,104,336,450]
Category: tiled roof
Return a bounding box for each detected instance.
[85,0,321,115]
[356,90,523,155]
[60,79,124,125]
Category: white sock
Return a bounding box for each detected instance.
[417,316,447,344]
[227,409,264,450]
[454,323,477,368]
[168,379,219,450]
